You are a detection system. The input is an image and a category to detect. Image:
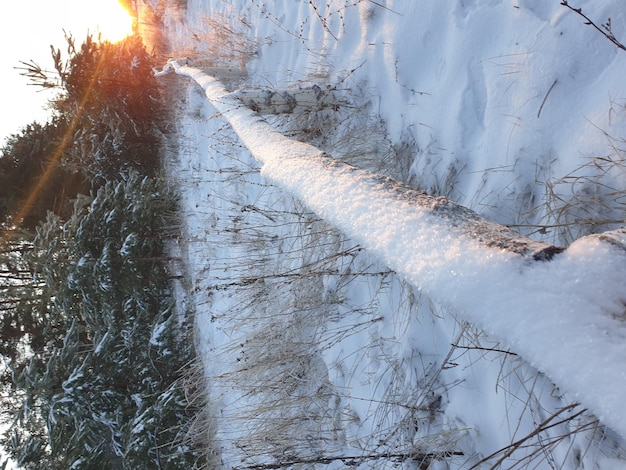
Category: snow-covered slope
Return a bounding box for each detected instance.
[161,0,626,468]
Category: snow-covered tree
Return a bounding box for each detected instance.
[2,172,202,468]
[17,33,164,183]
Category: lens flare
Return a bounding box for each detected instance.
[77,0,134,42]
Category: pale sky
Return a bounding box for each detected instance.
[0,0,133,145]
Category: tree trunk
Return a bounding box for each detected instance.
[155,61,342,114]
[158,59,561,260]
[230,85,341,114]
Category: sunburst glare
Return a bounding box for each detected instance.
[74,0,134,43]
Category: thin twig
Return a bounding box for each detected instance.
[468,403,586,469]
[561,1,626,52]
[451,343,518,356]
[537,79,557,118]
[365,0,402,15]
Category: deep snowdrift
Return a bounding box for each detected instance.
[166,58,626,440]
[163,0,626,467]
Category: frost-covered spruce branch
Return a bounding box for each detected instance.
[158,59,626,440]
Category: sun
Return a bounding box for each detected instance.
[70,0,134,43]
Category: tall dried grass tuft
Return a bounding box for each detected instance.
[524,131,626,245]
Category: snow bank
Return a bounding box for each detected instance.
[164,60,626,439]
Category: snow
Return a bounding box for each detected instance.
[161,0,626,467]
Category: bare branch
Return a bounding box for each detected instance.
[561,1,626,52]
[14,60,60,90]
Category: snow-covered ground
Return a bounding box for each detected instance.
[160,0,626,468]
